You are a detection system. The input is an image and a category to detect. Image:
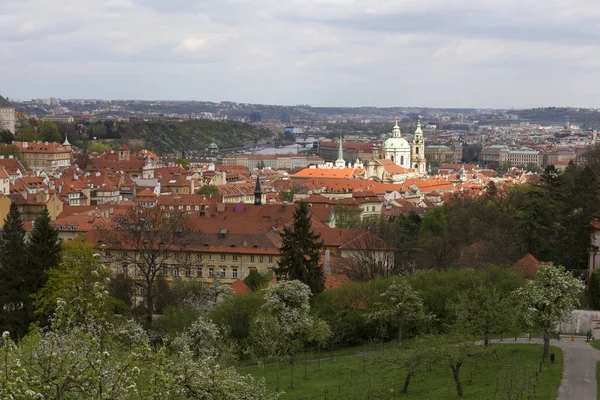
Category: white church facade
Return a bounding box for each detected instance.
[382,119,427,176]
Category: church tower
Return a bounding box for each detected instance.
[411,120,427,175]
[254,175,263,206]
[334,135,345,168]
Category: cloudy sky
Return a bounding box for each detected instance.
[1,0,599,108]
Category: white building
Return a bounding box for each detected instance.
[0,96,16,134]
[383,120,411,169]
[411,121,427,175]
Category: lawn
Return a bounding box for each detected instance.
[590,340,600,351]
[244,344,563,400]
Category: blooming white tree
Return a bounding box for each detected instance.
[251,280,330,389]
[515,263,583,358]
[171,316,221,359]
[370,278,431,346]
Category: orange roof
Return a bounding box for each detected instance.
[510,254,543,280]
[230,279,252,294]
[293,167,362,179]
[324,274,350,290]
[13,141,71,154]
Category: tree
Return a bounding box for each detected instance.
[450,267,521,346]
[38,121,61,142]
[334,204,361,228]
[250,280,330,390]
[105,205,198,328]
[515,264,583,358]
[197,184,220,195]
[0,203,31,338]
[589,269,600,310]
[33,239,112,324]
[27,206,61,284]
[243,269,271,291]
[87,141,112,154]
[434,334,490,397]
[174,157,190,168]
[369,278,431,346]
[275,202,325,294]
[0,128,14,144]
[332,230,396,281]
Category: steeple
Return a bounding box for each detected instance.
[414,119,423,139]
[254,175,262,206]
[392,117,401,138]
[335,135,345,168]
[62,132,71,147]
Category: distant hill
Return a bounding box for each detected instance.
[127,120,273,155]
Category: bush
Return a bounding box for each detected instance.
[312,278,398,345]
[210,292,264,341]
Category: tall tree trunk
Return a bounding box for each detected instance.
[145,289,153,329]
[397,315,404,346]
[402,371,412,393]
[451,362,463,397]
[543,332,550,358]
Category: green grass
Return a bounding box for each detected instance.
[597,361,600,400]
[244,344,563,400]
[590,340,600,351]
[239,340,401,367]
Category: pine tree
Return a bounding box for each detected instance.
[27,206,61,283]
[275,202,324,294]
[0,203,30,338]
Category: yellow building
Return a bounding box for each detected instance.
[13,141,71,171]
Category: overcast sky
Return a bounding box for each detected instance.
[1,0,599,108]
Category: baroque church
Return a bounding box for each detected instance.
[383,119,427,175]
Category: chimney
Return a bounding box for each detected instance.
[325,250,331,275]
[8,155,12,159]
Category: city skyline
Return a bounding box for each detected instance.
[2,0,600,108]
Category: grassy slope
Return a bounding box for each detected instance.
[245,344,563,400]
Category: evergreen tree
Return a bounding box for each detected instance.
[0,203,30,338]
[275,202,324,294]
[27,207,60,279]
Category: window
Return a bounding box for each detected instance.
[220,268,226,277]
[196,254,202,260]
[197,267,203,277]
[220,254,226,261]
[268,256,273,263]
[209,254,214,261]
[209,267,214,277]
[185,268,191,277]
[232,255,238,261]
[122,265,128,275]
[173,268,179,277]
[250,255,255,263]
[162,267,168,276]
[259,256,264,263]
[185,253,191,260]
[232,268,238,278]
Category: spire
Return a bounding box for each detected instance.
[254,175,262,206]
[414,119,423,139]
[335,135,345,168]
[62,132,71,147]
[392,118,401,138]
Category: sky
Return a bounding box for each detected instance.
[1,0,600,108]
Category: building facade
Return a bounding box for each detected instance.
[0,96,16,134]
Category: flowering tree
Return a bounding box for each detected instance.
[515,263,583,358]
[251,280,330,389]
[369,278,431,346]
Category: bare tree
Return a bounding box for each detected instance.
[102,205,199,328]
[333,230,396,281]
